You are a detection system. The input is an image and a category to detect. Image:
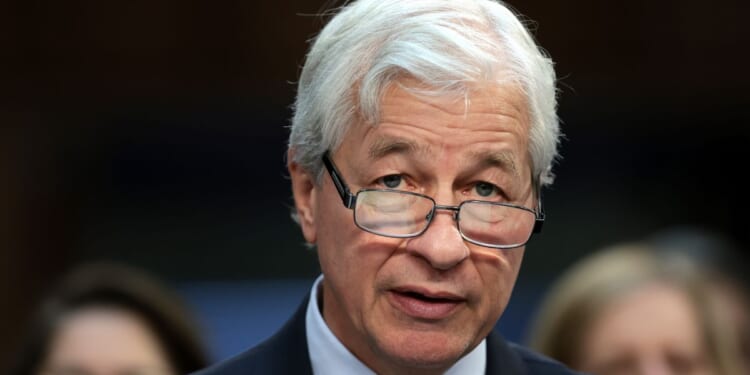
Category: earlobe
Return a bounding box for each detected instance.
[288,151,317,244]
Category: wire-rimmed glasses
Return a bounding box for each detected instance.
[322,152,544,249]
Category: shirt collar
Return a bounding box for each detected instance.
[305,274,487,375]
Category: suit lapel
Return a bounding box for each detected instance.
[256,294,314,374]
[485,329,526,375]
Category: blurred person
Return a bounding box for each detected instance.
[528,243,746,375]
[11,262,209,375]
[196,0,580,374]
[647,228,750,373]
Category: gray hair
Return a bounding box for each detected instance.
[289,0,559,188]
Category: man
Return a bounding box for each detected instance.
[197,0,579,374]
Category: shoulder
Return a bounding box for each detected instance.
[190,345,268,375]
[508,342,585,375]
[191,297,313,375]
[192,337,307,375]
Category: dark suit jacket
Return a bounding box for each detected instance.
[194,296,580,375]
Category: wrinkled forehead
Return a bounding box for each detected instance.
[351,78,531,154]
[337,79,534,187]
[357,70,530,125]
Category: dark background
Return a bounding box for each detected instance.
[2,0,749,367]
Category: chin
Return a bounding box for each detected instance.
[372,329,474,371]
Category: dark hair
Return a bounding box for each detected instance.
[11,262,209,375]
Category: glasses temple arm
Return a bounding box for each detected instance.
[322,152,357,209]
[533,188,545,233]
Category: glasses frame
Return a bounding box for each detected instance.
[322,152,545,249]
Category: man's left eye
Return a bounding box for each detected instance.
[473,182,500,197]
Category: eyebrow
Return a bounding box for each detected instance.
[367,136,430,160]
[367,135,519,177]
[469,149,519,178]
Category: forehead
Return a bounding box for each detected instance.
[341,79,531,170]
[45,307,168,369]
[376,78,529,126]
[591,283,703,346]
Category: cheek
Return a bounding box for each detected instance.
[316,207,398,299]
[318,233,403,339]
[474,247,524,281]
[321,236,399,287]
[314,194,356,262]
[472,248,525,309]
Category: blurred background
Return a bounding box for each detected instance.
[2,0,748,368]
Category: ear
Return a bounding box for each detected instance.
[288,149,318,244]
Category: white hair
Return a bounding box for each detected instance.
[289,0,559,188]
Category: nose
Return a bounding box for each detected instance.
[405,208,470,270]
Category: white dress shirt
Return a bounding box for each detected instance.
[305,275,486,374]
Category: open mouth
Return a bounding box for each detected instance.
[388,288,464,320]
[399,291,460,303]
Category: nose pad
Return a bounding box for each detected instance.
[424,208,459,228]
[407,208,469,270]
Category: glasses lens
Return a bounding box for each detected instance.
[459,201,535,248]
[354,190,434,237]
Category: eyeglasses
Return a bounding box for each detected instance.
[322,152,544,249]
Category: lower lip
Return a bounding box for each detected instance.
[388,291,463,320]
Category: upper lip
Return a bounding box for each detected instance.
[391,286,466,301]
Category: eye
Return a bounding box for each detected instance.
[379,174,404,189]
[473,181,500,198]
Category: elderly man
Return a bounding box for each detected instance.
[197,0,578,374]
